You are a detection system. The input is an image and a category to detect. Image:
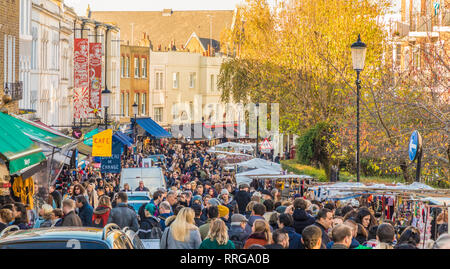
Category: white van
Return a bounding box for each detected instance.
[120,167,166,193]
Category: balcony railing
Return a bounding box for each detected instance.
[4,82,23,101]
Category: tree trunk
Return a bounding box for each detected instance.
[400,159,411,183]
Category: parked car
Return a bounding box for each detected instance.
[0,224,145,249]
[126,191,152,214]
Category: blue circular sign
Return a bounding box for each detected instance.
[409,131,419,161]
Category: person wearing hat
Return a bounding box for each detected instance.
[234,183,251,214]
[218,205,230,229]
[228,214,250,249]
[219,189,237,219]
[261,190,273,201]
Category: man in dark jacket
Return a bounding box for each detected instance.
[293,198,315,234]
[314,208,333,249]
[47,185,62,209]
[61,199,82,227]
[75,195,93,227]
[234,184,251,214]
[107,192,139,232]
[228,214,250,249]
[278,213,302,249]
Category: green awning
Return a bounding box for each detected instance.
[7,115,74,148]
[0,113,46,174]
[83,128,99,146]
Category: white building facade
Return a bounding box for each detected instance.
[28,0,120,129]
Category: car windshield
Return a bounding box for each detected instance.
[127,196,150,201]
[0,240,108,249]
[128,203,145,213]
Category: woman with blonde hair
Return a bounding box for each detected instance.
[199,219,235,249]
[160,207,202,249]
[92,196,111,228]
[243,219,273,249]
[87,183,98,208]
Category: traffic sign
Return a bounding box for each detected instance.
[260,138,273,150]
[408,130,422,162]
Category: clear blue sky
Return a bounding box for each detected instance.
[65,0,246,16]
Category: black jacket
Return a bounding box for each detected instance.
[293,208,316,234]
[78,203,94,227]
[234,190,251,214]
[265,244,284,249]
[313,222,331,249]
[138,216,162,239]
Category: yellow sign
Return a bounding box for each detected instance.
[92,129,112,157]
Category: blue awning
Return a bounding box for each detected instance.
[113,131,133,147]
[136,118,172,139]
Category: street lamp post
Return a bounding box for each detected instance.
[255,103,259,158]
[101,88,111,129]
[132,102,138,143]
[351,34,367,183]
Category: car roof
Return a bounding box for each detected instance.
[127,191,151,196]
[0,227,107,243]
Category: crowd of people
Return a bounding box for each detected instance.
[0,139,449,250]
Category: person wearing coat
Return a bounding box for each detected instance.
[234,184,251,214]
[278,213,303,249]
[61,199,82,227]
[75,195,94,227]
[292,198,316,234]
[160,207,202,249]
[107,192,139,232]
[92,196,112,228]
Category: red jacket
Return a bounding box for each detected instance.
[92,206,111,227]
[244,233,269,249]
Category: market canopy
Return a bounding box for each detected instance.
[235,168,282,185]
[236,158,282,172]
[83,128,99,146]
[7,115,74,149]
[113,131,133,147]
[136,118,172,139]
[212,142,254,152]
[0,112,46,174]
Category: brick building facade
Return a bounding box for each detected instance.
[0,0,21,114]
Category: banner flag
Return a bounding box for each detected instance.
[73,38,90,119]
[89,42,103,115]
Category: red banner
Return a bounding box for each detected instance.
[73,38,90,119]
[89,43,102,115]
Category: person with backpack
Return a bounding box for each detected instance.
[138,203,163,239]
[92,196,111,228]
[228,214,250,249]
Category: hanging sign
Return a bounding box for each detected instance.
[101,142,122,173]
[89,42,103,115]
[92,129,112,157]
[73,38,90,119]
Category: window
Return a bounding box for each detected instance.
[141,58,147,78]
[155,71,163,90]
[121,57,124,77]
[134,93,140,115]
[189,72,196,88]
[134,57,139,78]
[154,107,163,122]
[120,93,124,116]
[210,74,215,91]
[141,93,146,116]
[173,72,179,89]
[126,57,130,77]
[125,93,129,117]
